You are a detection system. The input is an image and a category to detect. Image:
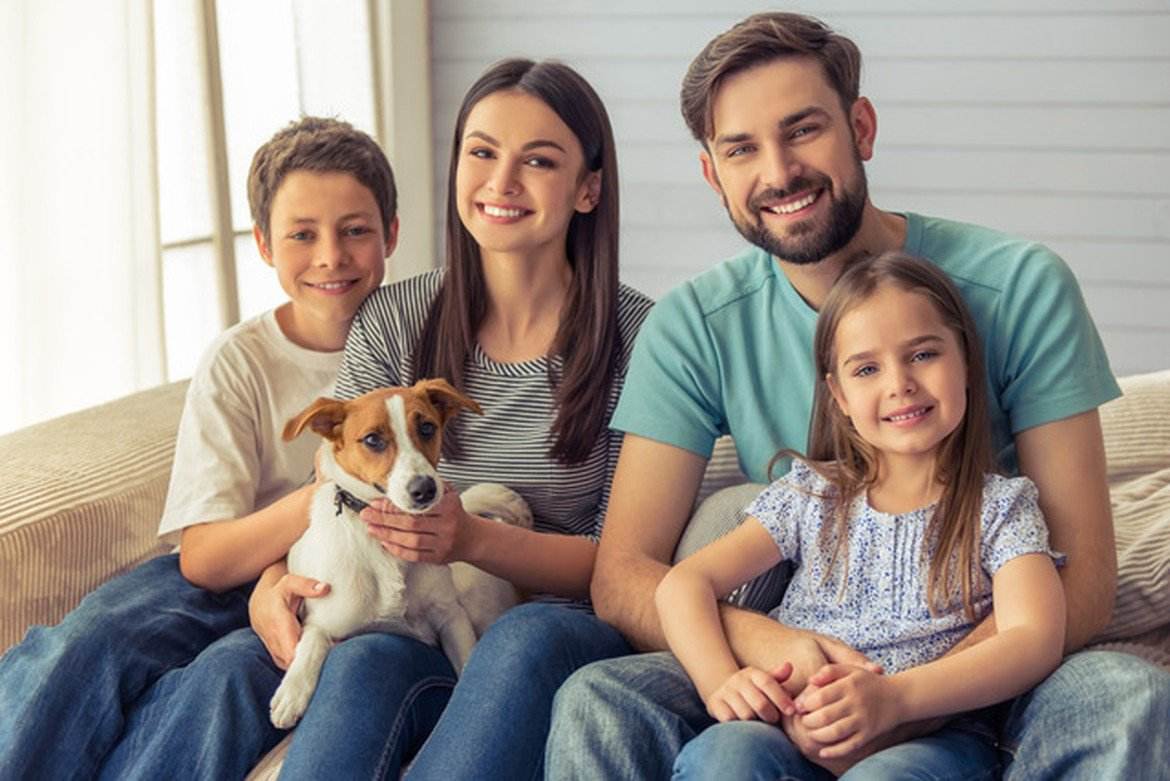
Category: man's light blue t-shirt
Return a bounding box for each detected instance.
[611,212,1120,482]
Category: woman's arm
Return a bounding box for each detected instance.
[798,553,1065,758]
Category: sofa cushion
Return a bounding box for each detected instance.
[1095,370,1170,642]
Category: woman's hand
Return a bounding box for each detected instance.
[249,564,330,670]
[794,663,905,760]
[705,662,796,723]
[361,483,474,564]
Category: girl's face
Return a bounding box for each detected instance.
[826,284,969,472]
[455,89,600,260]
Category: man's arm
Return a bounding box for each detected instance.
[592,434,876,688]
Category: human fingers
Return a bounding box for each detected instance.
[816,727,870,760]
[739,681,782,723]
[723,690,759,722]
[707,696,737,723]
[753,668,796,718]
[806,712,861,747]
[806,662,855,689]
[794,673,847,714]
[817,634,877,670]
[799,697,855,731]
[277,574,330,602]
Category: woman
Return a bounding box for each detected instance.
[249,59,653,778]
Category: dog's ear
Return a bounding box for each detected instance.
[414,378,483,423]
[283,397,348,442]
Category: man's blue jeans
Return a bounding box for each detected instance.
[546,647,1170,781]
[0,553,285,780]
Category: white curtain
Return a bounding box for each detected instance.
[0,0,165,434]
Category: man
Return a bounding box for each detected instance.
[545,12,1170,780]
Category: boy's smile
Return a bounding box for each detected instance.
[256,170,396,351]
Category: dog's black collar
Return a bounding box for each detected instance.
[334,487,371,516]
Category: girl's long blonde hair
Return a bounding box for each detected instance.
[789,251,996,618]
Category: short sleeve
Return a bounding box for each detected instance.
[980,475,1063,575]
[744,461,827,563]
[990,247,1119,433]
[610,284,725,458]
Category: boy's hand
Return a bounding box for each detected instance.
[795,664,904,759]
[362,483,470,564]
[706,662,796,723]
[249,572,330,669]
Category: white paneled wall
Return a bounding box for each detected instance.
[430,1,1170,376]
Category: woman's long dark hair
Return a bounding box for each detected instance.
[414,58,621,465]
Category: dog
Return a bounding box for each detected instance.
[268,378,532,729]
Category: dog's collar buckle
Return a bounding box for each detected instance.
[334,487,370,517]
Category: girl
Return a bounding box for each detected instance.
[241,59,654,779]
[657,251,1065,780]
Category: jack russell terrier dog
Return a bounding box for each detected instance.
[269,378,532,729]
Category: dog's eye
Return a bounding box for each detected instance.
[361,432,387,452]
[418,420,437,439]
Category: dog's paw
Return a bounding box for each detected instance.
[460,483,533,529]
[269,677,313,729]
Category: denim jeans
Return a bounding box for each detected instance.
[0,553,279,780]
[674,716,999,780]
[546,649,1170,781]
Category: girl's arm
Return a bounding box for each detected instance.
[799,552,1065,758]
[655,518,797,716]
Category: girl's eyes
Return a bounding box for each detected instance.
[468,147,494,159]
[289,230,312,241]
[853,364,878,378]
[911,350,938,362]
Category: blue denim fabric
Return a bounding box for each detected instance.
[276,632,457,780]
[546,648,1170,781]
[0,554,258,780]
[99,627,286,781]
[404,602,632,781]
[999,650,1170,781]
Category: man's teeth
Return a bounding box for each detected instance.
[887,408,928,422]
[768,192,817,215]
[484,205,526,218]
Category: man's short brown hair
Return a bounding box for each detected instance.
[247,116,397,243]
[680,12,862,143]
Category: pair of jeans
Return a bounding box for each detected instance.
[0,553,283,780]
[274,602,629,780]
[546,648,1170,781]
[674,718,998,780]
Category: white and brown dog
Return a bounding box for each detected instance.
[269,378,532,729]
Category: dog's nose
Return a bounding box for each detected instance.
[407,475,437,507]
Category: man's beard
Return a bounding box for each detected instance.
[729,164,868,265]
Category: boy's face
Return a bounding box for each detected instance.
[699,56,875,265]
[255,170,396,351]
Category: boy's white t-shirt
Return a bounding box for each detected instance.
[157,309,342,542]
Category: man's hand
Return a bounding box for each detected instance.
[706,662,796,723]
[249,568,330,669]
[361,484,470,564]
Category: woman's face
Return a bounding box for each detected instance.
[455,89,599,260]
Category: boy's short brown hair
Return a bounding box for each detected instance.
[247,116,397,243]
[680,12,862,143]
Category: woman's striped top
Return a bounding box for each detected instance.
[335,269,654,544]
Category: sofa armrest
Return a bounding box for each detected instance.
[0,381,189,654]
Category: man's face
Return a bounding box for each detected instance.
[700,57,874,265]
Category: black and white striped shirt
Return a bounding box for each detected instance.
[336,270,654,543]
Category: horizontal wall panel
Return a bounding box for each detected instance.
[435,1,1169,19]
[435,59,1170,109]
[435,16,1170,61]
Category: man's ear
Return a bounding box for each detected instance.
[254,224,274,267]
[575,171,602,214]
[383,215,400,257]
[850,97,877,162]
[699,149,724,198]
[826,372,851,418]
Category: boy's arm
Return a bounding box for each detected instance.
[178,484,314,592]
[593,434,875,686]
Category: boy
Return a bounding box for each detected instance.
[0,116,398,780]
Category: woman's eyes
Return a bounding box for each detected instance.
[467,147,555,169]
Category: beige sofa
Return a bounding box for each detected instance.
[2,371,1169,775]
